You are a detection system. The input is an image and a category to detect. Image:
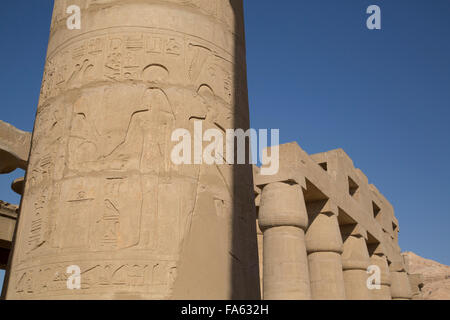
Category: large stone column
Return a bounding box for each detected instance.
[369,251,392,300]
[341,224,371,300]
[258,182,311,300]
[4,0,260,300]
[305,200,346,300]
[389,260,413,300]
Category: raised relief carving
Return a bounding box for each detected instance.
[10,0,256,300]
[27,189,49,252]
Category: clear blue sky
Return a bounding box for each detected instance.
[0,0,449,290]
[245,0,450,266]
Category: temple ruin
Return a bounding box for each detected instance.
[254,143,423,300]
[0,0,423,300]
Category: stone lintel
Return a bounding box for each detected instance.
[0,120,31,174]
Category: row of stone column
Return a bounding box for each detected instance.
[258,181,412,300]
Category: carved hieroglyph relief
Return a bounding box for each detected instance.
[8,0,259,300]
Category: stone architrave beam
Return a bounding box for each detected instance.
[0,120,31,174]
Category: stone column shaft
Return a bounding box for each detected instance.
[305,201,346,300]
[341,225,372,300]
[389,260,413,300]
[259,182,311,300]
[369,254,392,300]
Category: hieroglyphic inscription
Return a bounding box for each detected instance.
[14,261,177,298]
[40,30,239,110]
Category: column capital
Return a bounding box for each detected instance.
[305,200,343,254]
[0,120,31,174]
[259,182,308,231]
[11,177,25,196]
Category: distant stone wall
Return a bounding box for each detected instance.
[0,201,18,269]
[403,251,448,300]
